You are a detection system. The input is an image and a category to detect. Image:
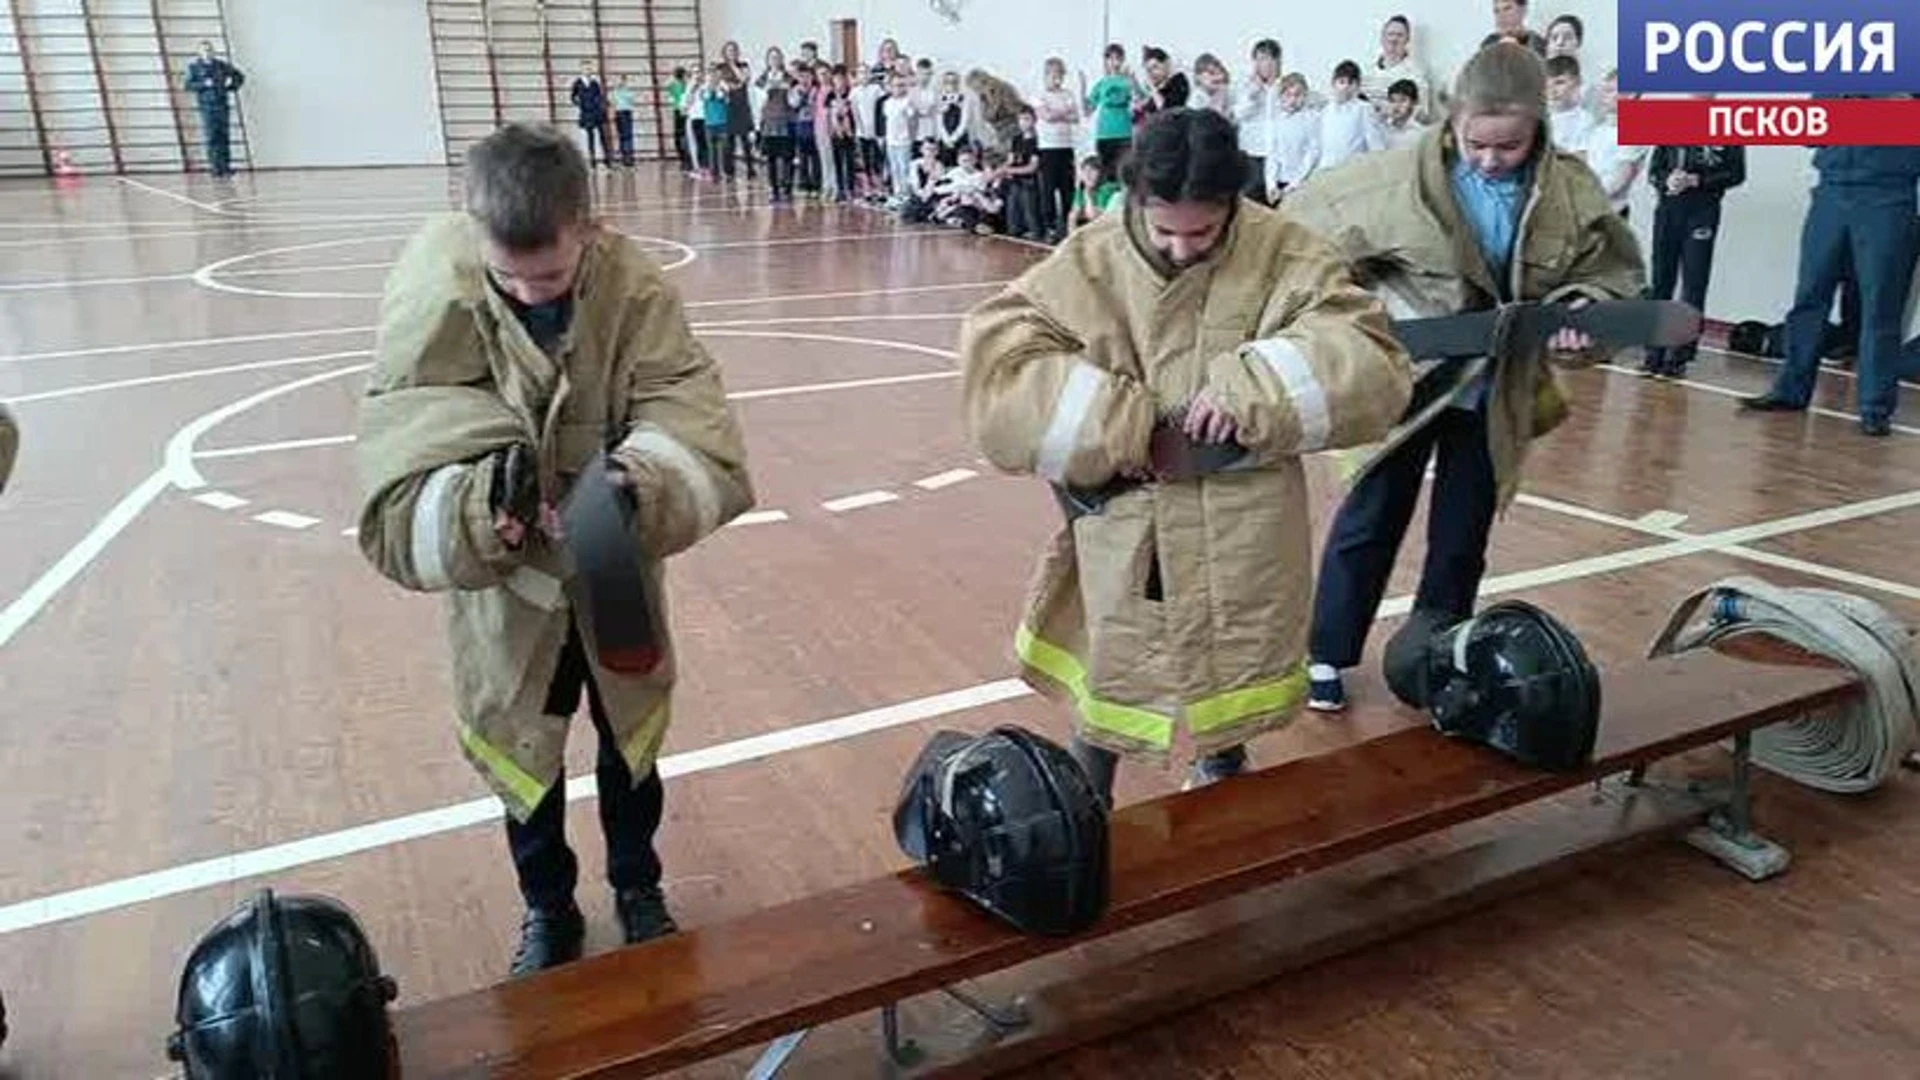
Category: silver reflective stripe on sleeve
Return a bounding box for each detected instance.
[1246,337,1331,451]
[618,426,723,536]
[410,463,464,590]
[1034,361,1103,482]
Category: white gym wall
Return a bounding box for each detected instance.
[702,0,1918,333]
[225,0,443,169]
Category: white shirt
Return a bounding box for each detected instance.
[1033,86,1079,151]
[1234,78,1284,160]
[1381,117,1427,151]
[1550,105,1593,155]
[1265,107,1320,191]
[882,94,916,147]
[1581,120,1649,212]
[851,83,883,140]
[1363,54,1432,123]
[1317,98,1385,171]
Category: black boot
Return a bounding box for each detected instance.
[615,886,679,945]
[509,902,585,977]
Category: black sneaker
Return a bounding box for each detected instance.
[1861,415,1893,437]
[614,886,679,945]
[509,902,585,977]
[1182,745,1248,790]
[1738,394,1805,413]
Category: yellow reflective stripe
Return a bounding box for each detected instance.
[1015,624,1174,750]
[458,722,547,813]
[1186,664,1310,735]
[618,698,671,770]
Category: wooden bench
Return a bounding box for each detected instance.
[393,643,1860,1078]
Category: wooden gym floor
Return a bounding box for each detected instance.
[3,164,1920,1078]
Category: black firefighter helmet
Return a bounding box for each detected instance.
[893,725,1109,937]
[1389,600,1602,771]
[166,889,398,1078]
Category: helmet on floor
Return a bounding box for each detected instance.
[166,889,399,1079]
[893,725,1109,936]
[1381,608,1465,709]
[1423,600,1602,772]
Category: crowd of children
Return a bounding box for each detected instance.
[624,9,1744,329]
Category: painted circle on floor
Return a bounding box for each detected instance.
[189,232,698,301]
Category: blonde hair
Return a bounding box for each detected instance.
[1280,71,1309,94]
[1450,41,1547,121]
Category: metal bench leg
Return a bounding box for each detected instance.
[1685,730,1791,881]
[880,1003,924,1067]
[941,984,1031,1034]
[745,1029,808,1079]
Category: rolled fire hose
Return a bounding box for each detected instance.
[1646,575,1920,793]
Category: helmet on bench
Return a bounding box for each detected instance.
[166,888,398,1078]
[1385,600,1602,772]
[894,725,1109,936]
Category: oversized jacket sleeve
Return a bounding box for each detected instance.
[1537,160,1651,369]
[958,285,1157,489]
[606,267,754,559]
[355,222,523,594]
[1200,234,1413,459]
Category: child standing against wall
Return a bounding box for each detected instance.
[1264,72,1319,203]
[1318,59,1385,170]
[1580,69,1646,220]
[611,74,638,167]
[1544,55,1590,154]
[665,67,689,170]
[1643,141,1745,376]
[1381,79,1427,150]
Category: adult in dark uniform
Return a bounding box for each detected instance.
[185,40,245,177]
[1742,147,1920,436]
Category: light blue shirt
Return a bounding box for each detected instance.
[1447,157,1532,407]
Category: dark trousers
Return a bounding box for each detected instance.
[689,119,707,170]
[1241,154,1269,205]
[671,109,690,168]
[831,136,857,197]
[505,623,664,911]
[198,103,232,176]
[1770,190,1918,422]
[793,129,821,191]
[579,118,607,165]
[1038,148,1075,234]
[615,111,635,165]
[1005,177,1040,237]
[1309,406,1498,669]
[1095,136,1129,180]
[1645,193,1722,371]
[709,127,735,178]
[763,134,795,196]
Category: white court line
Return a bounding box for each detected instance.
[0,287,982,367]
[0,326,373,367]
[915,469,977,490]
[341,526,359,538]
[195,434,357,459]
[253,511,320,530]
[1636,509,1689,530]
[0,470,171,649]
[1,351,370,404]
[1601,363,1920,437]
[191,491,248,510]
[729,370,956,401]
[163,365,372,490]
[728,510,791,526]
[4,483,1915,930]
[1710,343,1920,393]
[823,490,900,512]
[2,230,932,295]
[0,678,1033,936]
[115,176,231,215]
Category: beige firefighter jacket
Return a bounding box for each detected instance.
[1282,122,1647,507]
[355,214,753,821]
[961,199,1412,762]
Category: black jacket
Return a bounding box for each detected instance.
[1648,146,1745,198]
